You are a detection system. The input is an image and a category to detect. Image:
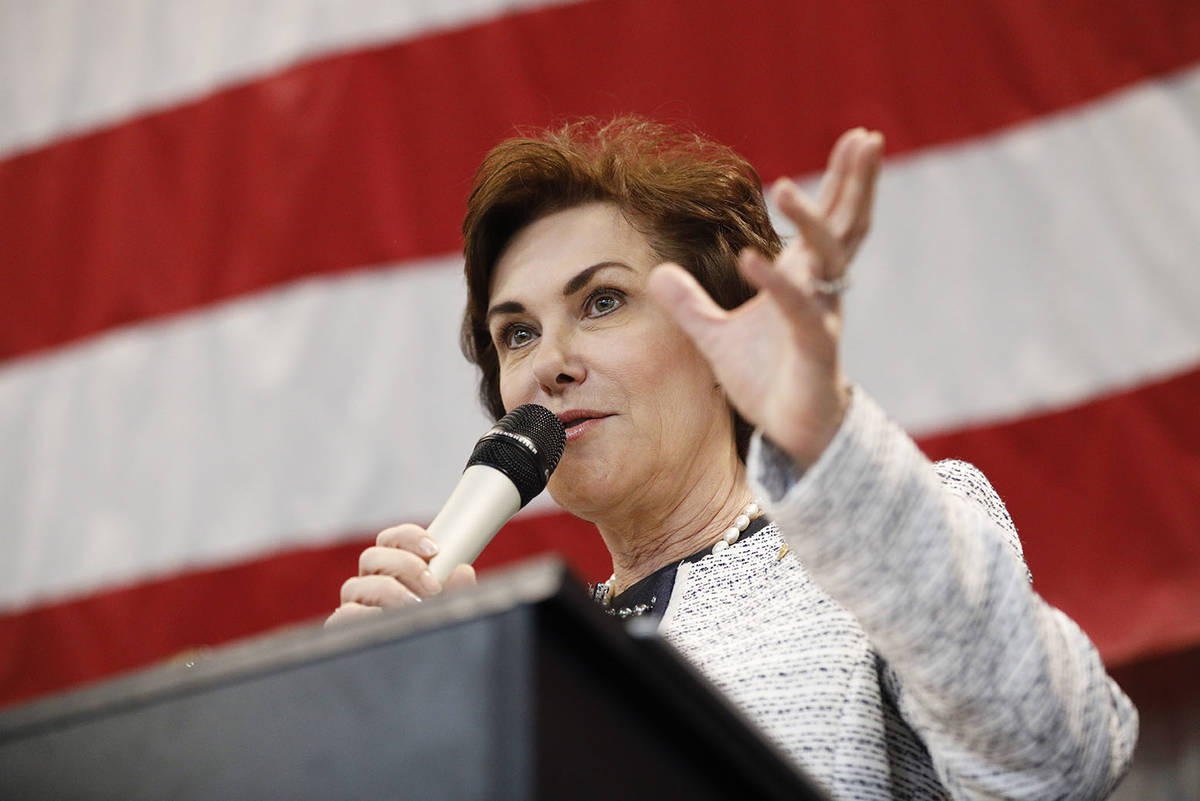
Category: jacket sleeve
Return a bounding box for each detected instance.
[746,387,1138,800]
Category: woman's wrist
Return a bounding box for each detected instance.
[782,378,852,471]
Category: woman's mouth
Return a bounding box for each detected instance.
[557,411,612,442]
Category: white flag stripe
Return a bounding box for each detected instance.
[0,259,537,612]
[2,65,1199,612]
[835,64,1200,432]
[0,0,583,158]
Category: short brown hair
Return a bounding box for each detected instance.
[460,116,783,459]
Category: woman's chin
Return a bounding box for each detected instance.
[547,460,629,520]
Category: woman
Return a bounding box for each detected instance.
[327,118,1137,799]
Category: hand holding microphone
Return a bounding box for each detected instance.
[326,405,566,626]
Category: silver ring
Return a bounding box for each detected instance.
[811,274,851,296]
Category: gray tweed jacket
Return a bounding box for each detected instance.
[658,389,1137,800]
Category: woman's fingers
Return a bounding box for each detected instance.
[816,126,864,213]
[647,263,729,346]
[341,574,425,607]
[773,181,843,277]
[376,523,439,557]
[444,563,477,592]
[326,521,477,626]
[828,131,884,253]
[368,522,443,597]
[736,247,829,322]
[324,602,383,627]
[773,128,884,280]
[359,545,443,597]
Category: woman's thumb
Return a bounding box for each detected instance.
[647,264,725,345]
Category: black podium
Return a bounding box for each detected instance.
[0,558,825,800]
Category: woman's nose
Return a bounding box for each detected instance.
[531,331,586,393]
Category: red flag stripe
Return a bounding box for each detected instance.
[0,512,607,710]
[3,364,1197,709]
[2,0,1199,362]
[0,0,587,157]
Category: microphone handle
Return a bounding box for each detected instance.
[425,464,523,582]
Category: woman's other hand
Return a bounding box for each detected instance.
[324,524,477,626]
[648,127,884,469]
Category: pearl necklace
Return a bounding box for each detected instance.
[597,500,762,618]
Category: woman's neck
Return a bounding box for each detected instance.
[595,454,753,595]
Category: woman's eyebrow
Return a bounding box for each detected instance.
[485,300,524,324]
[561,261,634,296]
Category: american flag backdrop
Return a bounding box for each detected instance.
[1,0,1199,711]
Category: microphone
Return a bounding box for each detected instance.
[426,404,567,582]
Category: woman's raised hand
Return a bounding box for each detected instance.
[648,128,884,469]
[324,523,477,626]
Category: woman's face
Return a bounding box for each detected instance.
[488,202,735,519]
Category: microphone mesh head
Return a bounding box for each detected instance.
[466,404,567,507]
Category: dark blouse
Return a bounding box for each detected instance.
[601,515,772,621]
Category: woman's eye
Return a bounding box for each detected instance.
[587,290,623,316]
[502,325,535,349]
